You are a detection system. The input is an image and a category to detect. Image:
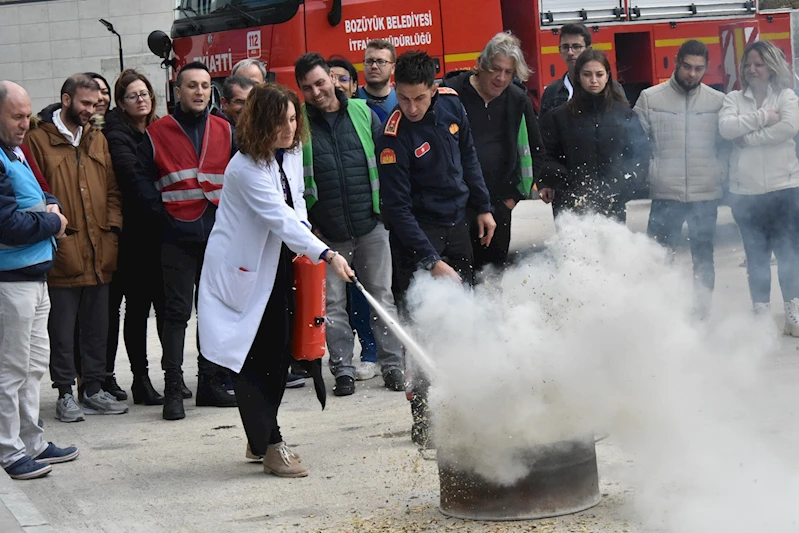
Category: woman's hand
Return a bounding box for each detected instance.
[325,251,355,281]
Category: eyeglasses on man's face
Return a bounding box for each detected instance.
[559,44,585,53]
[365,59,392,68]
[124,91,152,102]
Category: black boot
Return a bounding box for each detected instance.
[196,373,237,407]
[132,374,164,406]
[180,376,192,399]
[103,374,128,401]
[162,379,185,420]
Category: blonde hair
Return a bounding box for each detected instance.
[740,40,794,92]
[476,31,531,82]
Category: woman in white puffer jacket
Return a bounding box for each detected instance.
[719,40,799,335]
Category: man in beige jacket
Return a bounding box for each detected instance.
[634,40,729,317]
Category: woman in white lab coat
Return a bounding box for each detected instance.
[197,84,353,478]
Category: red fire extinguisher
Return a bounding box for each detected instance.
[292,255,327,361]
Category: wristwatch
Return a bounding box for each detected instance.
[422,258,439,271]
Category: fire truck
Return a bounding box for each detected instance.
[147,0,798,110]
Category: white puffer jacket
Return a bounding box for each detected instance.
[719,86,799,195]
[634,77,727,202]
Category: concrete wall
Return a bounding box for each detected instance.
[0,0,175,115]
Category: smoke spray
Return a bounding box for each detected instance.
[405,213,799,532]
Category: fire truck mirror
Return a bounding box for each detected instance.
[148,30,173,59]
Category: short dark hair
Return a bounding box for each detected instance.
[677,39,709,64]
[327,56,358,86]
[366,39,397,62]
[177,61,210,86]
[294,53,329,85]
[222,75,256,101]
[560,23,592,48]
[394,50,436,88]
[60,74,100,99]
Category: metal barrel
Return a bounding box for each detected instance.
[438,436,601,521]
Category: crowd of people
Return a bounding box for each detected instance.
[1,23,799,481]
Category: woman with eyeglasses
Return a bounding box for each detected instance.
[328,56,358,99]
[719,40,799,332]
[100,69,166,405]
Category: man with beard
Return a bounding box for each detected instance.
[357,40,398,122]
[25,74,127,421]
[634,40,729,318]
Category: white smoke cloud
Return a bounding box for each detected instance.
[404,213,798,531]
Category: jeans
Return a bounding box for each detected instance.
[161,241,226,380]
[0,282,50,468]
[730,188,799,304]
[49,284,109,395]
[323,223,403,380]
[349,280,377,363]
[647,199,718,306]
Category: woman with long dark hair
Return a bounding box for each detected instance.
[102,69,165,404]
[719,40,799,332]
[198,84,354,477]
[540,49,650,222]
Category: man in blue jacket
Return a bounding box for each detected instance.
[0,81,79,480]
[376,51,496,447]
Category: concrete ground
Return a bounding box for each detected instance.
[9,200,799,532]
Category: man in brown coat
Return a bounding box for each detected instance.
[26,73,128,421]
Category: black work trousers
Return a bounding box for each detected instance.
[50,284,109,395]
[107,236,165,377]
[469,201,513,273]
[161,241,226,380]
[232,246,294,456]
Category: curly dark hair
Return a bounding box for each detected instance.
[236,83,304,164]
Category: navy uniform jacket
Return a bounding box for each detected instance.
[375,88,492,267]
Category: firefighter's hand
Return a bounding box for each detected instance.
[766,109,780,127]
[326,251,355,281]
[431,260,462,282]
[477,212,496,247]
[539,188,555,204]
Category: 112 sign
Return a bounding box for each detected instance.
[247,30,262,59]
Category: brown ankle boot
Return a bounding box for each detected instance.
[247,443,301,463]
[263,442,308,478]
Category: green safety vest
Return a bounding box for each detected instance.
[301,99,380,214]
[516,115,534,198]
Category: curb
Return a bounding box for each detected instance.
[0,470,56,533]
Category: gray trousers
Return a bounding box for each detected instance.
[0,282,50,468]
[323,223,404,379]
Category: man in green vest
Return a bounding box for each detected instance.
[440,32,548,272]
[294,53,404,397]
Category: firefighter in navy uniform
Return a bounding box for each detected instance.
[376,51,496,447]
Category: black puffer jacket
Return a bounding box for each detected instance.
[540,94,651,215]
[305,90,382,243]
[103,108,161,243]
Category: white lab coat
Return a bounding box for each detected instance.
[198,147,328,373]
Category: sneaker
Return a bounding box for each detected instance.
[355,361,378,381]
[286,372,306,389]
[82,390,129,415]
[333,375,355,396]
[784,298,799,337]
[289,361,310,379]
[4,456,52,480]
[34,442,79,464]
[383,368,405,391]
[263,442,308,478]
[55,393,85,423]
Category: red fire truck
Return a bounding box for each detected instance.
[148,0,797,109]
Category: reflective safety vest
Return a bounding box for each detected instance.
[147,114,231,222]
[301,99,380,214]
[517,116,534,198]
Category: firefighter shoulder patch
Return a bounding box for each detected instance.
[380,148,396,165]
[384,110,402,136]
[437,86,458,96]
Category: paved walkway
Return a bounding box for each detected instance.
[0,468,55,533]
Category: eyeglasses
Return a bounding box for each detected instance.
[559,44,586,53]
[364,59,393,68]
[335,75,351,83]
[124,91,152,102]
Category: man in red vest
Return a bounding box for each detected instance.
[132,62,237,420]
